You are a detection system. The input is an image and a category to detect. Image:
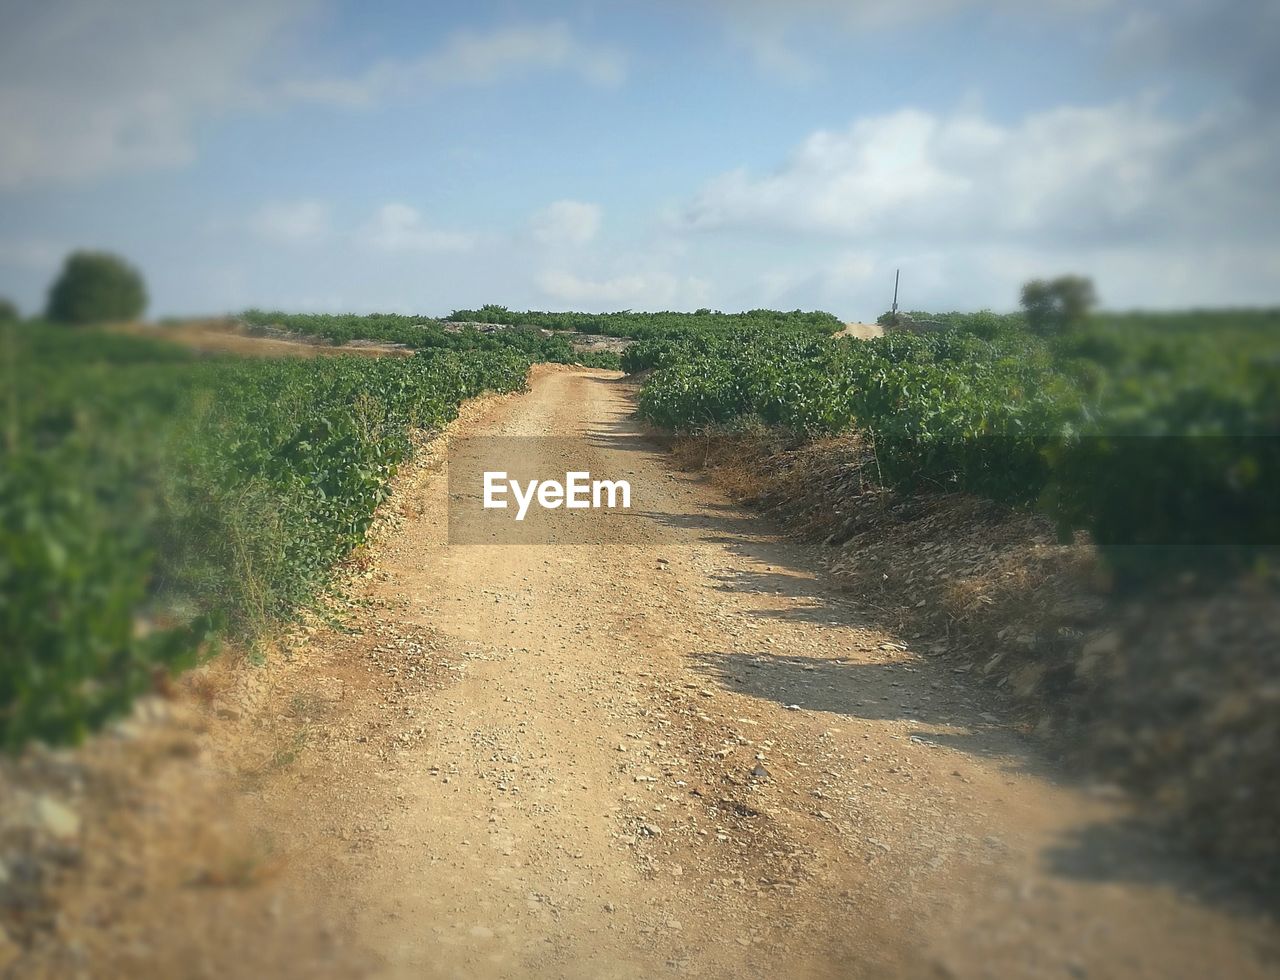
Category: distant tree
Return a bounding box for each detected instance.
[45,251,147,325]
[0,297,18,322]
[1020,275,1097,336]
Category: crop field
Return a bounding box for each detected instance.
[0,324,533,747]
[1,309,853,749]
[446,305,846,339]
[5,307,1277,751]
[238,309,624,367]
[3,305,1279,976]
[628,309,1280,582]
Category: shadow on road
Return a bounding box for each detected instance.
[689,649,1032,764]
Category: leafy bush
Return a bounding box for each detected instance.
[45,251,147,324]
[1,326,531,748]
[0,298,18,323]
[1021,276,1096,337]
[0,452,211,748]
[447,306,844,340]
[634,309,1280,583]
[239,310,613,367]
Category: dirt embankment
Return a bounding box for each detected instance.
[668,427,1280,892]
[1,369,1276,979]
[835,323,885,340]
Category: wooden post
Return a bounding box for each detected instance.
[891,269,900,316]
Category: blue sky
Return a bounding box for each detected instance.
[1,0,1277,319]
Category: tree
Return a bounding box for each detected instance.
[0,298,18,323]
[1020,275,1097,336]
[45,251,147,324]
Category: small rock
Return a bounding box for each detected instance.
[750,764,770,780]
[32,796,80,841]
[112,720,144,741]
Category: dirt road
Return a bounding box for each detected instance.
[62,367,1274,979]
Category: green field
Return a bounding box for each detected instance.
[628,309,1280,582]
[0,325,531,748]
[5,307,1278,749]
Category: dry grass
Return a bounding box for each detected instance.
[110,319,412,359]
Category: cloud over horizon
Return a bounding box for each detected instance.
[530,201,603,248]
[679,101,1279,247]
[0,5,624,188]
[0,0,1276,316]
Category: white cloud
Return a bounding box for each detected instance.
[699,0,1112,79]
[0,0,311,188]
[536,269,710,309]
[705,0,1110,31]
[357,203,476,253]
[530,201,603,247]
[283,23,626,108]
[680,101,1280,248]
[1114,0,1279,108]
[249,200,331,244]
[0,9,624,187]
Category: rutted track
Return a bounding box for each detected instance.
[255,367,1275,979]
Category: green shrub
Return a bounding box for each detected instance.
[635,309,1280,583]
[1021,276,1096,337]
[1,326,530,748]
[446,307,844,341]
[45,251,147,324]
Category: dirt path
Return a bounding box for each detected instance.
[42,367,1273,979]
[837,322,885,340]
[213,366,1271,980]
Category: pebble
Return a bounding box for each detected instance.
[32,796,80,841]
